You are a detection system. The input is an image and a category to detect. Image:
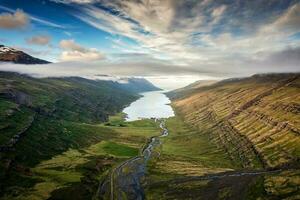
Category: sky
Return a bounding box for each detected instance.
[0,0,299,89]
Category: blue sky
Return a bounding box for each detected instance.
[0,0,299,88]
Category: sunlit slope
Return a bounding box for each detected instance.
[0,72,164,199]
[168,73,300,169]
[0,72,140,198]
[0,72,138,152]
[167,80,217,100]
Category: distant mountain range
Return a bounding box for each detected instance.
[117,77,161,93]
[0,45,50,64]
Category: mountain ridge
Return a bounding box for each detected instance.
[117,77,161,93]
[167,72,300,169]
[0,45,50,64]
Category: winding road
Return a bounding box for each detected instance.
[110,119,168,200]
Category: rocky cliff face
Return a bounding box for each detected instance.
[169,73,300,169]
[0,45,50,64]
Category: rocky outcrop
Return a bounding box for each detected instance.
[246,110,300,135]
[271,103,300,115]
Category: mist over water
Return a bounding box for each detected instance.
[123,91,175,121]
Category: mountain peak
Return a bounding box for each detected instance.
[0,44,50,64]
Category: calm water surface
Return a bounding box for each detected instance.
[123,91,175,121]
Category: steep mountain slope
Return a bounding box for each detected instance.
[0,45,50,64]
[143,73,300,200]
[167,80,217,99]
[167,73,300,169]
[0,72,161,198]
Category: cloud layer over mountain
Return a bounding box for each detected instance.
[0,0,299,81]
[51,0,300,75]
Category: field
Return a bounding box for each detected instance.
[1,114,160,200]
[147,116,235,178]
[1,72,300,199]
[145,117,300,200]
[0,72,160,199]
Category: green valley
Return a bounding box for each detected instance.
[143,73,300,199]
[0,72,161,199]
[1,72,300,200]
[1,1,300,199]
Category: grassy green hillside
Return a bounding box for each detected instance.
[1,113,160,200]
[168,73,300,169]
[0,72,161,199]
[144,73,300,199]
[167,80,217,100]
[146,117,300,200]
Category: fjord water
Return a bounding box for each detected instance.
[123,91,175,121]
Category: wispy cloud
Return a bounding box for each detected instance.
[4,0,298,80]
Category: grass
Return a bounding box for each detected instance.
[162,117,235,169]
[92,141,138,157]
[146,116,236,181]
[170,73,300,169]
[145,116,238,199]
[0,106,34,145]
[1,114,161,200]
[0,100,17,118]
[145,73,300,199]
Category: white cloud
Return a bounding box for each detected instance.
[26,35,51,45]
[0,9,29,29]
[44,1,300,76]
[60,49,105,61]
[60,39,85,51]
[59,39,105,61]
[268,3,300,33]
[211,5,227,24]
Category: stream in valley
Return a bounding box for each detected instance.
[109,91,173,200]
[105,91,287,200]
[110,120,168,200]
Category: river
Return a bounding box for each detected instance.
[110,120,168,200]
[123,91,175,121]
[107,91,173,200]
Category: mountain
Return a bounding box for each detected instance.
[0,72,145,196]
[0,45,50,64]
[140,73,300,199]
[117,77,161,93]
[167,79,217,99]
[167,73,300,169]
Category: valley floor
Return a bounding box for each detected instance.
[1,113,300,200]
[1,114,161,200]
[145,116,300,200]
[1,73,299,200]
